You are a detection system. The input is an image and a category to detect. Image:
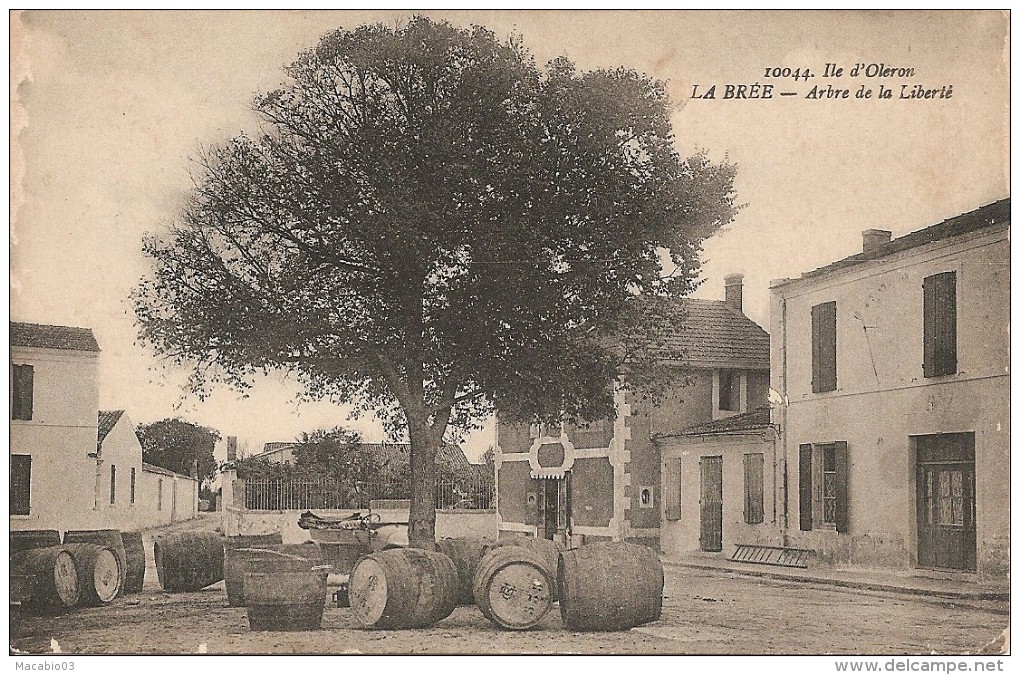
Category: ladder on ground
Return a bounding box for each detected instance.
[730,544,811,569]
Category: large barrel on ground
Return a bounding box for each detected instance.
[472,545,553,630]
[223,534,284,606]
[121,532,146,594]
[63,530,127,596]
[316,530,371,574]
[348,548,458,629]
[242,550,330,631]
[154,532,224,592]
[10,530,61,555]
[63,543,122,606]
[557,542,664,631]
[486,535,563,600]
[433,537,493,605]
[10,546,79,610]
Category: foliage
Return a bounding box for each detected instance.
[136,418,219,481]
[134,17,737,542]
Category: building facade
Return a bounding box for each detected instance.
[10,322,198,533]
[494,276,770,549]
[770,199,1009,579]
[656,407,781,557]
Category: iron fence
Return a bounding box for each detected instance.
[243,474,493,511]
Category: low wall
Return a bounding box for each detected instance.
[221,506,497,543]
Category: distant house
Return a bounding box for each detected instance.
[248,442,300,464]
[96,409,198,528]
[250,440,476,477]
[10,322,198,533]
[770,198,1009,579]
[494,275,771,549]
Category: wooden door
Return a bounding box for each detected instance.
[700,456,723,552]
[540,479,559,541]
[916,434,976,571]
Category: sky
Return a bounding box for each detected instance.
[10,10,1009,462]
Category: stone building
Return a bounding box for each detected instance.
[494,276,770,549]
[770,198,1009,579]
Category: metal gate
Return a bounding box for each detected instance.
[700,456,723,552]
[916,433,976,571]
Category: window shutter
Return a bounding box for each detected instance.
[744,453,764,524]
[799,444,813,531]
[811,305,822,392]
[12,364,34,421]
[936,272,957,375]
[10,454,31,515]
[811,302,837,392]
[664,458,681,521]
[924,272,958,377]
[923,276,936,377]
[834,441,849,534]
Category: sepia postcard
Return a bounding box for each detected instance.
[8,9,1010,667]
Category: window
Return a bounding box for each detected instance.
[743,453,764,524]
[110,465,117,505]
[923,271,957,377]
[11,364,34,421]
[718,369,741,411]
[663,458,681,521]
[799,442,849,533]
[811,302,837,393]
[10,454,31,515]
[157,479,164,511]
[130,467,136,505]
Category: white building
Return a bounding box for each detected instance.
[10,322,197,533]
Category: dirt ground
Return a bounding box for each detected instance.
[9,515,1009,655]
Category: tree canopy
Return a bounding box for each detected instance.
[135,418,219,482]
[134,17,737,543]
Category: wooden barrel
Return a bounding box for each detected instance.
[557,542,664,631]
[121,532,146,594]
[348,548,458,629]
[10,546,79,610]
[10,530,61,555]
[63,543,122,606]
[317,542,368,574]
[154,532,224,592]
[63,530,127,596]
[433,537,493,605]
[224,534,284,607]
[242,550,330,631]
[472,545,553,630]
[485,536,563,600]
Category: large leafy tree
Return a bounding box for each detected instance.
[134,17,737,544]
[136,418,219,482]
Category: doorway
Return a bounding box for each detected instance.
[700,456,723,552]
[539,478,569,544]
[915,433,976,571]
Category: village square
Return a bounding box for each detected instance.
[8,10,1010,660]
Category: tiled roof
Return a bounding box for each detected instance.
[361,442,473,473]
[11,322,101,352]
[260,442,297,456]
[97,410,125,447]
[779,198,1010,286]
[142,462,192,479]
[250,441,474,473]
[658,406,772,438]
[661,299,770,369]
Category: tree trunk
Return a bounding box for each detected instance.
[406,407,438,547]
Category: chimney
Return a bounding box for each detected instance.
[862,229,892,253]
[226,436,237,462]
[724,273,744,313]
